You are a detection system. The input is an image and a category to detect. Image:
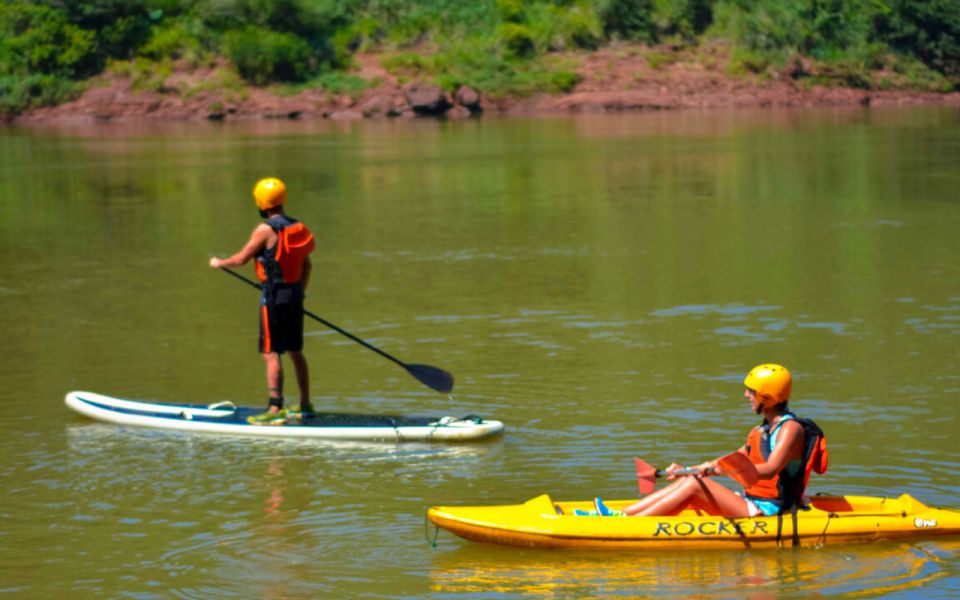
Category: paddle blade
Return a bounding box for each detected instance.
[717,451,760,488]
[634,458,657,495]
[406,364,455,394]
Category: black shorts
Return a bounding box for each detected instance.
[259,301,304,354]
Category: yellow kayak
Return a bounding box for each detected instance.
[427,493,960,549]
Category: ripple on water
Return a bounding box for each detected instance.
[427,540,960,598]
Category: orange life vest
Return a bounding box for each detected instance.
[742,413,828,510]
[255,215,315,300]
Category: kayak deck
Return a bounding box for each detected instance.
[428,493,960,549]
[65,391,504,441]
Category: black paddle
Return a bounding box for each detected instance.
[219,267,455,394]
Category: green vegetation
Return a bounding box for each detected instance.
[1,0,958,116]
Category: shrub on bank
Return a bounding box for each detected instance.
[138,17,212,65]
[872,0,960,82]
[222,27,317,85]
[711,0,956,89]
[0,74,80,116]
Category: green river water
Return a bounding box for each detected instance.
[0,107,958,598]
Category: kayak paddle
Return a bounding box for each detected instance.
[219,268,455,394]
[633,451,759,494]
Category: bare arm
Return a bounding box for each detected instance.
[694,435,794,479]
[690,444,749,477]
[209,224,273,269]
[752,420,804,479]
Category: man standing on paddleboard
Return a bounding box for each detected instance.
[209,177,316,424]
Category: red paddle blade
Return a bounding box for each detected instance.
[717,451,760,488]
[634,457,657,494]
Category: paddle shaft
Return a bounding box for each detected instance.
[221,267,408,368]
[219,267,452,392]
[636,451,759,494]
[656,457,756,482]
[654,466,714,478]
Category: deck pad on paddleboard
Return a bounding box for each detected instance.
[65,391,503,441]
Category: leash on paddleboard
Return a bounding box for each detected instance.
[218,267,455,394]
[425,514,441,547]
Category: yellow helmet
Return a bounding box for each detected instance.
[253,177,287,211]
[744,363,792,407]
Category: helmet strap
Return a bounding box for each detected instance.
[259,207,284,219]
[757,399,789,417]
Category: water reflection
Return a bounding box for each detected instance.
[430,540,960,597]
[64,421,495,466]
[57,424,502,597]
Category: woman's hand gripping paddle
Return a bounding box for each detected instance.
[633,452,759,494]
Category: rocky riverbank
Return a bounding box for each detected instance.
[11,47,960,125]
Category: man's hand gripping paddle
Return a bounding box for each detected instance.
[633,452,760,495]
[220,267,454,394]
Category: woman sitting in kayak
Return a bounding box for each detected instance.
[589,364,815,518]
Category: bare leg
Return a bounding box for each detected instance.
[624,476,752,517]
[263,352,284,411]
[622,478,689,514]
[288,350,310,407]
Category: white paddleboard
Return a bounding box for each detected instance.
[65,391,504,442]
